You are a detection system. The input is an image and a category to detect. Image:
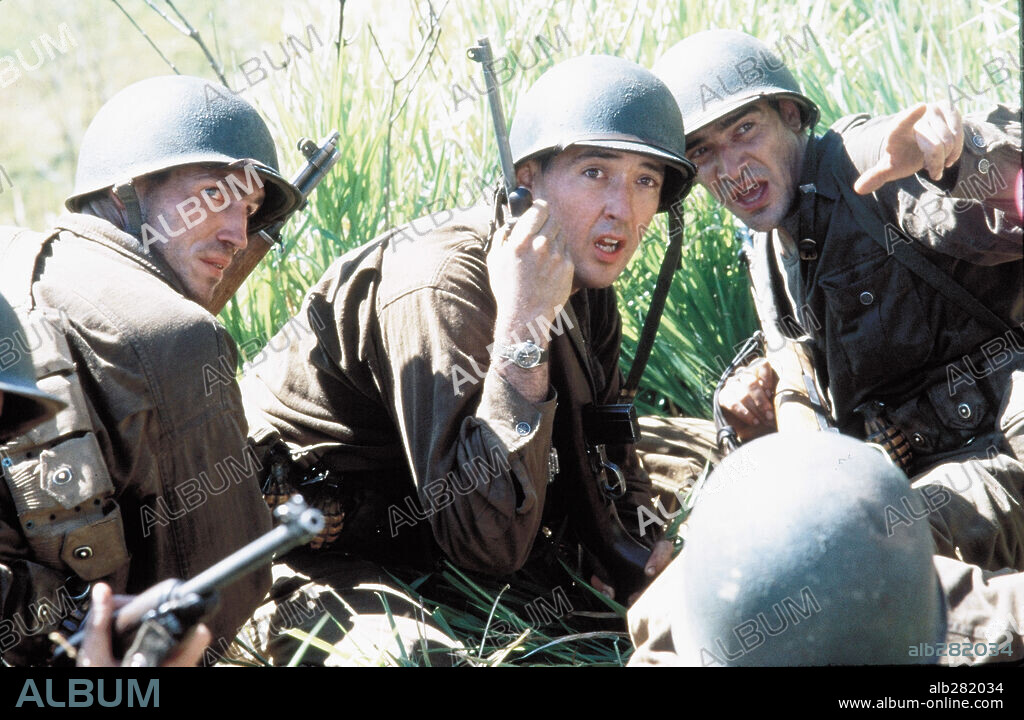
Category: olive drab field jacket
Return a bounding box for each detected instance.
[749,105,1023,470]
[0,214,271,665]
[242,205,660,580]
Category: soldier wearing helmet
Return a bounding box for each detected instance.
[237,55,713,661]
[0,294,65,443]
[0,75,302,665]
[646,29,1024,663]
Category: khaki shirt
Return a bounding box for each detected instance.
[243,205,658,577]
[0,214,272,664]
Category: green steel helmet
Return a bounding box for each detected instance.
[668,432,945,666]
[66,75,303,233]
[509,55,696,211]
[653,29,820,137]
[0,294,65,442]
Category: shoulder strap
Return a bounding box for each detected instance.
[620,203,684,400]
[822,144,1014,336]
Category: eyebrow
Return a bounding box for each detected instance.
[190,171,266,201]
[688,106,761,149]
[573,149,665,174]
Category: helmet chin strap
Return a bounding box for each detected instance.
[111,181,143,238]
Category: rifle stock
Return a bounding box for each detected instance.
[742,230,835,434]
[207,132,341,315]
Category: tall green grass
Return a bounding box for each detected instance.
[220,0,1019,418]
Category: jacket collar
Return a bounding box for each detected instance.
[778,132,840,244]
[51,213,190,298]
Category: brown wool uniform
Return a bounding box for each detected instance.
[630,106,1024,665]
[243,205,665,576]
[0,214,272,665]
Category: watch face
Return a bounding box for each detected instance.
[514,343,542,368]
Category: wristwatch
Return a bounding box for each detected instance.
[496,339,548,369]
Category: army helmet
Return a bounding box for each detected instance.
[668,432,945,666]
[66,75,303,233]
[0,294,65,442]
[653,29,820,137]
[509,55,697,211]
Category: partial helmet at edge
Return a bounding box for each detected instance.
[0,294,65,442]
[670,432,945,666]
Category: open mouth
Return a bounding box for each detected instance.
[594,236,624,256]
[733,181,769,210]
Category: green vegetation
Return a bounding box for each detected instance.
[2,0,1017,666]
[215,0,1019,417]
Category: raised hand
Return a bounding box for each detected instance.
[854,102,964,195]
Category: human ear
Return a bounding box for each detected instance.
[515,159,540,191]
[778,99,804,132]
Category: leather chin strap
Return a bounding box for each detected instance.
[111,181,143,238]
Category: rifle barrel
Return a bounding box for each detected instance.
[468,38,516,197]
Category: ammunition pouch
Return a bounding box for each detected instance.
[864,339,1024,472]
[1,307,130,581]
[0,228,130,585]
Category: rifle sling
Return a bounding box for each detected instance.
[828,148,1013,337]
[621,203,684,401]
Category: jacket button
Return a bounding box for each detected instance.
[859,291,874,305]
[73,546,93,560]
[515,421,532,436]
[971,134,985,148]
[978,158,991,174]
[51,466,74,485]
[911,432,925,445]
[957,403,972,419]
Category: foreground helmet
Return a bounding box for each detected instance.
[0,294,65,442]
[509,55,696,211]
[66,75,303,233]
[653,29,820,137]
[668,432,945,666]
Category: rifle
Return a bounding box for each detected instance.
[208,132,342,315]
[467,38,532,219]
[720,229,834,452]
[467,37,651,600]
[60,496,324,667]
